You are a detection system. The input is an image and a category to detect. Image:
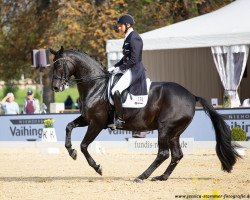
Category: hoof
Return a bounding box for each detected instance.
[151,175,168,181]
[96,165,102,176]
[70,149,77,160]
[134,177,143,183]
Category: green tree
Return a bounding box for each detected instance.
[43,0,126,62]
[0,0,56,109]
[124,0,232,33]
[0,0,232,110]
[0,1,38,93]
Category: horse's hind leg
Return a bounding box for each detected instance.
[151,136,183,181]
[134,127,170,182]
[65,115,88,160]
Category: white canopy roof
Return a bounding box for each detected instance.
[106,0,250,52]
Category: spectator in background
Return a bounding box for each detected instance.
[22,90,40,114]
[0,92,19,114]
[64,95,74,109]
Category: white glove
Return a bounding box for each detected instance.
[113,67,123,74]
[107,66,115,72]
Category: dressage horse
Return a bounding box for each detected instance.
[50,47,240,182]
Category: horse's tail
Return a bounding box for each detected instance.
[195,96,241,172]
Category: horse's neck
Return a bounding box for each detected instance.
[74,64,107,84]
[74,55,106,78]
[77,77,108,104]
[74,65,108,102]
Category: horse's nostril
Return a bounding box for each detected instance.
[53,86,59,91]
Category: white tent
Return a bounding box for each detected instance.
[106,0,250,52]
[106,0,250,107]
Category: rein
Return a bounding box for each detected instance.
[53,57,110,86]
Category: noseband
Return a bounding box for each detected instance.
[52,57,72,87]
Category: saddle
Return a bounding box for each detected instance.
[108,73,151,108]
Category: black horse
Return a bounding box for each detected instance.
[50,46,240,182]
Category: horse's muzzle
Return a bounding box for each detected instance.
[53,86,60,92]
[52,79,64,92]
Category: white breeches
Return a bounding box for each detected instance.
[111,69,132,95]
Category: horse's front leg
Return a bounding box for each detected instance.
[65,115,88,160]
[80,124,103,175]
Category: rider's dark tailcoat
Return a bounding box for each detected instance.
[115,31,147,95]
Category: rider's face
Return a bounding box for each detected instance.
[117,24,126,34]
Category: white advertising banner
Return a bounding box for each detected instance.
[0,108,249,141]
[188,108,250,141]
[128,138,194,153]
[0,114,157,141]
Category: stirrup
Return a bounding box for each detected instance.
[107,118,125,130]
[115,118,125,128]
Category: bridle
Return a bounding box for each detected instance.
[52,56,110,88]
[52,57,72,87]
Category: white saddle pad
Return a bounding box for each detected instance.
[108,77,151,108]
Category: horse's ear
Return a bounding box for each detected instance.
[49,48,57,55]
[60,46,64,52]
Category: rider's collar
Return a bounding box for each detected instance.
[125,27,133,40]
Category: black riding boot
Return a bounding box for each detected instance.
[108,91,125,129]
[114,90,125,126]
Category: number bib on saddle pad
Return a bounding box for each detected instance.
[108,73,151,108]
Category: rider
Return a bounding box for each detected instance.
[109,14,147,129]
